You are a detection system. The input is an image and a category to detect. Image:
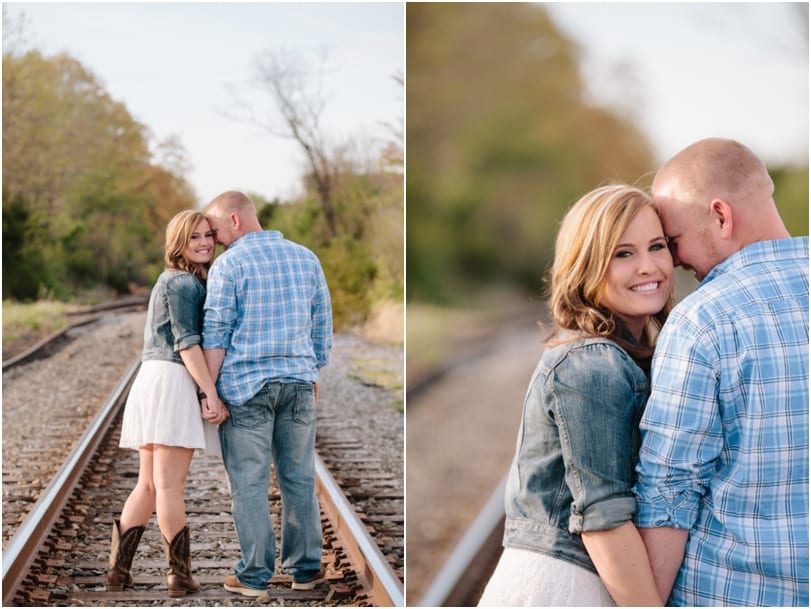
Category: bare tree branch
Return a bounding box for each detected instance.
[246,47,339,238]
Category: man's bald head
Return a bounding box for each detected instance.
[205,190,262,248]
[652,138,774,212]
[651,138,789,282]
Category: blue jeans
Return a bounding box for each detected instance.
[219,381,322,589]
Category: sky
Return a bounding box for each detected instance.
[3,2,404,205]
[544,2,809,167]
[3,2,807,207]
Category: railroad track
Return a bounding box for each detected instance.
[2,297,149,372]
[406,306,544,605]
[415,477,506,607]
[3,322,404,606]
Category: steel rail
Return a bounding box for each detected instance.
[2,357,141,606]
[417,474,507,607]
[315,454,405,606]
[3,297,149,372]
[65,295,150,316]
[1,316,100,372]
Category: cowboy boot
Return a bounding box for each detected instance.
[162,526,201,597]
[106,519,146,591]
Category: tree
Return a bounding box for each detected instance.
[2,35,195,299]
[407,3,656,303]
[224,49,340,240]
[223,48,404,327]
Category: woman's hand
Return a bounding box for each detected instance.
[200,393,229,425]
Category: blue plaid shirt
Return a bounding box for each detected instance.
[202,231,333,406]
[634,237,809,606]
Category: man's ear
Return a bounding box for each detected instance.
[710,199,733,240]
[229,212,240,230]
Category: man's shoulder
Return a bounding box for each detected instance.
[241,231,318,256]
[212,232,322,275]
[275,234,319,256]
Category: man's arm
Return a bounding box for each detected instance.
[203,347,226,384]
[638,526,688,603]
[311,264,333,369]
[201,263,231,391]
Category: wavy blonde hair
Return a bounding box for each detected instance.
[547,183,672,360]
[164,210,210,282]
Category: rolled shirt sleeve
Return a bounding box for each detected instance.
[633,311,722,530]
[202,259,237,351]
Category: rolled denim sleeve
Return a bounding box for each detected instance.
[551,344,643,533]
[634,314,721,530]
[165,274,203,352]
[202,259,237,351]
[311,263,333,369]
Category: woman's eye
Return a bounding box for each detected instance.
[650,242,667,252]
[615,250,632,258]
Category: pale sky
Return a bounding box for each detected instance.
[4,2,807,208]
[544,2,809,167]
[3,2,404,205]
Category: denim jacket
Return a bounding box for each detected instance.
[502,330,650,574]
[141,270,205,365]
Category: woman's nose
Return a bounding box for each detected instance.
[637,252,657,274]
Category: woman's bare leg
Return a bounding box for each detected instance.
[153,445,194,540]
[120,445,156,530]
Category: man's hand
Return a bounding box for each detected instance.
[201,394,229,425]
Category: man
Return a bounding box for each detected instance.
[634,138,809,606]
[201,191,333,597]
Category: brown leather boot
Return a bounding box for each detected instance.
[106,519,145,591]
[162,526,200,597]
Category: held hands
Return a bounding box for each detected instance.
[199,392,229,425]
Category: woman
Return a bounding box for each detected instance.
[107,210,229,597]
[478,184,674,606]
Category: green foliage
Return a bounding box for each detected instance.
[255,169,404,329]
[2,44,196,301]
[2,300,70,348]
[407,3,655,304]
[771,165,809,237]
[2,190,55,299]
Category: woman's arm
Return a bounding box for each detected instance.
[639,526,688,603]
[179,344,228,424]
[582,522,663,606]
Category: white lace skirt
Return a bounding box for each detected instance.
[119,360,220,455]
[478,547,616,607]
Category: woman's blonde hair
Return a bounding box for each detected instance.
[164,210,210,282]
[547,183,672,360]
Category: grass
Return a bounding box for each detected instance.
[348,355,404,414]
[2,300,72,350]
[406,302,501,369]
